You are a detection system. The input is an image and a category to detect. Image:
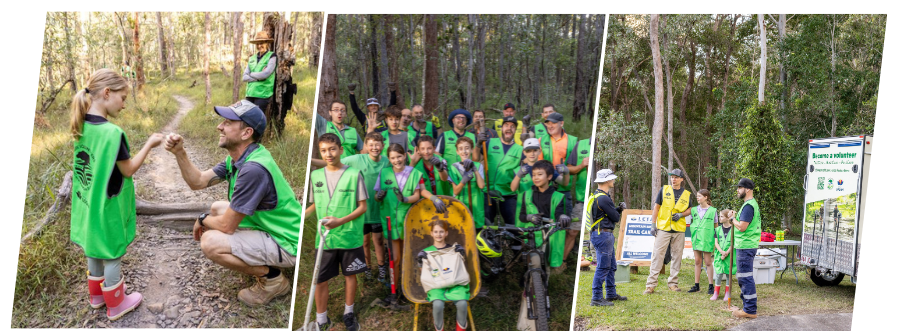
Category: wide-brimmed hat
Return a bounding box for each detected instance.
[366,98,380,107]
[594,169,617,183]
[249,31,274,44]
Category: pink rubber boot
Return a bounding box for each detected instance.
[87,274,105,308]
[709,285,720,301]
[721,286,730,301]
[102,278,143,321]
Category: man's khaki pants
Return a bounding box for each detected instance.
[645,231,685,288]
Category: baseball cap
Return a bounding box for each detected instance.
[594,169,618,183]
[504,102,516,110]
[366,98,380,106]
[523,138,540,150]
[214,100,267,137]
[734,178,755,190]
[546,112,564,123]
[501,116,518,127]
[668,168,685,178]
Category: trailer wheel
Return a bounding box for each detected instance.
[810,270,845,286]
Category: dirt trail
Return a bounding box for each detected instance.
[78,95,281,328]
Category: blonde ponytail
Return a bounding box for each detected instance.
[69,69,129,140]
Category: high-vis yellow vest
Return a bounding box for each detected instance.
[585,189,608,232]
[656,185,691,232]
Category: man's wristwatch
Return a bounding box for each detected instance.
[198,213,209,227]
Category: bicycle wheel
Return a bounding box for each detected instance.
[529,271,550,331]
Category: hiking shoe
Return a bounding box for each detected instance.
[590,299,613,307]
[238,273,291,307]
[732,309,758,319]
[378,264,388,282]
[687,284,700,293]
[317,317,333,331]
[607,294,628,301]
[643,287,655,295]
[669,285,682,292]
[706,284,715,295]
[343,312,360,331]
[364,269,373,280]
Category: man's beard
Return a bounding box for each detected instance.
[219,136,239,149]
[738,190,746,199]
[502,133,514,143]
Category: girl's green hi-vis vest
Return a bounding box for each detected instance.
[533,123,548,140]
[519,189,566,267]
[246,51,275,99]
[226,145,302,255]
[485,138,523,196]
[449,162,484,229]
[70,122,136,259]
[689,206,718,253]
[713,225,737,274]
[539,133,578,192]
[413,153,451,196]
[379,166,423,240]
[734,198,762,249]
[311,166,365,250]
[573,139,591,202]
[441,130,476,167]
[423,245,471,302]
[380,130,416,157]
[326,121,358,159]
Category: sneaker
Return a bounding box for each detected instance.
[607,294,628,301]
[343,312,360,331]
[238,274,291,307]
[590,299,613,307]
[378,264,388,282]
[687,284,700,293]
[364,269,373,280]
[317,317,333,331]
[706,284,715,295]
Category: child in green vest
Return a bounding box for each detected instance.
[305,133,368,331]
[448,137,486,229]
[342,133,389,282]
[688,189,718,294]
[517,160,571,271]
[409,135,451,213]
[415,221,470,331]
[511,138,569,197]
[711,209,735,301]
[374,144,425,302]
[69,69,165,320]
[378,106,414,158]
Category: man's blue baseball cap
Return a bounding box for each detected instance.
[214,100,267,137]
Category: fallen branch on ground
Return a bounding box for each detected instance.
[21,171,73,243]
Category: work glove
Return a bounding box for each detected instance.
[650,226,659,237]
[430,195,448,214]
[672,213,682,222]
[347,83,357,92]
[393,187,409,203]
[522,114,532,127]
[416,250,427,267]
[555,164,569,176]
[528,214,544,226]
[460,170,476,185]
[616,202,626,213]
[515,165,530,178]
[477,131,489,145]
[429,156,447,172]
[454,244,466,254]
[520,130,535,142]
[559,214,572,228]
[462,159,474,172]
[375,189,388,201]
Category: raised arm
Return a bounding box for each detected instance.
[165,134,224,190]
[116,133,164,178]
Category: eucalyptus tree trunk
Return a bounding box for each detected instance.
[423,15,439,116]
[133,12,145,91]
[156,12,169,74]
[231,12,244,102]
[204,12,211,104]
[662,15,674,171]
[466,15,476,110]
[650,14,665,199]
[758,14,767,103]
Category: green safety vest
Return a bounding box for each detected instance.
[326,121,358,159]
[657,185,691,232]
[412,121,436,140]
[519,189,566,267]
[423,245,471,302]
[449,162,485,229]
[70,122,136,259]
[573,139,591,202]
[311,166,365,250]
[585,189,608,232]
[441,130,476,167]
[343,154,388,224]
[539,133,578,192]
[380,130,416,157]
[413,153,451,196]
[533,123,548,140]
[226,145,302,255]
[246,51,275,99]
[689,206,718,253]
[734,198,762,249]
[485,138,523,196]
[713,225,737,275]
[379,167,423,240]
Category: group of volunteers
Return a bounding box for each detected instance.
[69,30,299,322]
[308,90,593,330]
[586,168,763,319]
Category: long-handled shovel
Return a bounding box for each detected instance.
[302,219,331,331]
[371,215,410,311]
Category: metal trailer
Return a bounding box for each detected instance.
[800,135,872,286]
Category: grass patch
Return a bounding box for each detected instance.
[573,251,856,330]
[291,219,577,331]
